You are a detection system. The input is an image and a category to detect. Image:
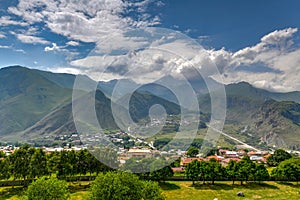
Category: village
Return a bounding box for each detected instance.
[2,129,300,174]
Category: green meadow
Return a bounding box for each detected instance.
[1,181,299,200]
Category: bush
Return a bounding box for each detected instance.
[26,177,69,200]
[89,171,165,200]
[142,181,165,200]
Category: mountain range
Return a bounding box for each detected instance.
[0,66,300,150]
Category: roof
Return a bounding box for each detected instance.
[222,158,241,163]
[172,167,185,172]
[181,157,203,165]
[128,149,151,153]
[206,155,222,161]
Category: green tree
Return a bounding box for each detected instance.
[123,158,155,179]
[47,151,60,176]
[267,149,292,166]
[272,158,300,183]
[237,156,256,185]
[199,161,209,184]
[76,149,88,177]
[226,160,239,185]
[91,147,118,172]
[89,171,143,200]
[30,148,47,178]
[150,159,174,182]
[185,160,200,185]
[254,164,269,183]
[67,150,78,178]
[26,177,69,200]
[206,159,223,184]
[142,181,165,200]
[0,157,10,180]
[9,145,35,181]
[57,150,72,178]
[186,146,199,158]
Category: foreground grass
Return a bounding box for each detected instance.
[0,181,299,200]
[162,181,300,200]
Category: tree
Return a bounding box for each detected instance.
[185,160,200,185]
[90,147,118,172]
[186,146,199,158]
[267,149,292,166]
[76,149,88,177]
[199,161,209,184]
[9,145,35,182]
[254,164,269,183]
[150,159,174,182]
[206,159,223,184]
[237,156,256,185]
[142,181,165,200]
[0,156,10,180]
[67,150,78,178]
[57,150,72,178]
[123,158,155,178]
[272,158,300,183]
[89,171,143,200]
[47,151,60,176]
[226,160,238,185]
[26,177,69,200]
[30,148,47,178]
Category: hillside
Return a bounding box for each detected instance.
[198,82,300,149]
[248,100,300,149]
[0,66,181,142]
[0,66,72,136]
[1,66,300,149]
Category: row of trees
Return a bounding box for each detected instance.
[0,145,116,181]
[25,171,165,200]
[186,156,269,185]
[271,158,300,183]
[122,157,174,182]
[186,155,300,185]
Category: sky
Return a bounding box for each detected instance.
[1,0,300,92]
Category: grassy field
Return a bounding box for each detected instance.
[162,181,300,200]
[0,181,299,199]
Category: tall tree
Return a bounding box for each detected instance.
[185,160,200,185]
[150,159,173,182]
[0,156,10,180]
[76,149,89,181]
[254,164,269,183]
[30,148,48,178]
[9,145,35,181]
[57,150,72,178]
[237,156,256,185]
[47,151,60,176]
[206,159,224,184]
[199,161,209,184]
[267,149,292,166]
[226,160,239,185]
[186,146,199,158]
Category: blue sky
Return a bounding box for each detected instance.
[1,0,300,92]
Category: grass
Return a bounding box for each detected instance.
[162,181,300,200]
[0,181,299,199]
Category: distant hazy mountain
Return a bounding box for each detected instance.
[198,81,300,149]
[1,66,300,149]
[0,66,72,136]
[0,66,180,142]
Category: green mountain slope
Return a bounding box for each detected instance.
[248,100,300,149]
[0,66,181,141]
[0,66,72,136]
